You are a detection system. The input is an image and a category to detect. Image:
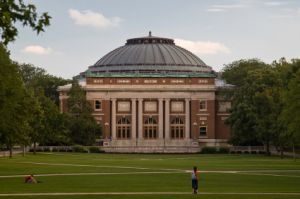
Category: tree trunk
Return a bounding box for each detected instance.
[292,142,296,162]
[33,142,36,155]
[266,142,270,156]
[280,143,283,159]
[22,145,25,157]
[9,146,13,158]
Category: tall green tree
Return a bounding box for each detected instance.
[0,0,51,45]
[0,44,30,157]
[17,64,71,150]
[67,80,99,145]
[280,69,300,159]
[224,60,284,154]
[38,93,70,146]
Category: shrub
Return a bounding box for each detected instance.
[259,151,266,154]
[218,147,230,154]
[43,148,50,152]
[244,151,250,154]
[72,145,86,153]
[52,148,58,152]
[59,148,66,152]
[89,146,104,153]
[66,149,73,152]
[251,151,257,154]
[201,147,217,154]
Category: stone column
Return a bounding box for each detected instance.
[185,98,190,139]
[131,98,137,140]
[111,99,117,139]
[138,98,143,139]
[164,99,170,139]
[158,98,164,139]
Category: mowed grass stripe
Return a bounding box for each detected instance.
[1,192,300,196]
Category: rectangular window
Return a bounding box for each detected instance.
[199,100,207,111]
[95,100,102,110]
[199,126,207,137]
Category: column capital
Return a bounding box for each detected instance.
[111,98,117,102]
[164,98,170,102]
[138,98,143,102]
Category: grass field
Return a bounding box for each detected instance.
[0,153,300,199]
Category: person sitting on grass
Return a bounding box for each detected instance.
[192,166,199,194]
[25,174,37,184]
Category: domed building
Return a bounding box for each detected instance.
[58,32,231,153]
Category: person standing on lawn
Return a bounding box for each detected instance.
[192,166,198,194]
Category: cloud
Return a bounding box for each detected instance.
[22,45,53,55]
[175,39,231,55]
[264,2,283,6]
[68,9,121,28]
[269,14,293,19]
[207,4,246,12]
[206,8,226,12]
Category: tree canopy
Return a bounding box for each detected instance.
[0,0,51,45]
[222,58,300,156]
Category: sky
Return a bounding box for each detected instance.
[7,0,300,79]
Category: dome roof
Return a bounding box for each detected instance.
[87,32,214,76]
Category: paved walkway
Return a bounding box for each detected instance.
[0,192,300,196]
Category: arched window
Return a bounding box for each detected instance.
[170,117,184,139]
[144,117,158,139]
[116,117,131,139]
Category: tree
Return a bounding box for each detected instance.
[38,93,70,146]
[0,44,30,157]
[224,59,284,155]
[280,69,300,160]
[17,64,71,150]
[223,59,270,146]
[221,59,268,86]
[18,64,71,105]
[67,80,99,145]
[0,0,51,45]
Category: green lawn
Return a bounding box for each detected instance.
[0,153,299,199]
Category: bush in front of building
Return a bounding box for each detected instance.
[218,147,230,154]
[200,147,230,154]
[200,147,217,154]
[88,146,104,153]
[72,145,87,153]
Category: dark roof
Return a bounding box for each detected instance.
[94,34,207,67]
[87,32,214,77]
